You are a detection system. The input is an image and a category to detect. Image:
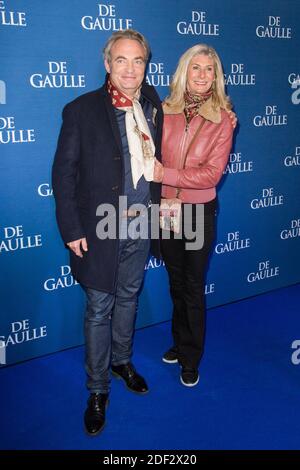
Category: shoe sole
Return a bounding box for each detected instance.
[85,422,105,437]
[180,375,199,387]
[111,370,149,395]
[162,357,178,364]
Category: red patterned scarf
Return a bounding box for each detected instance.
[107,79,155,188]
[184,89,213,124]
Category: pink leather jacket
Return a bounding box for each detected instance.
[162,98,233,203]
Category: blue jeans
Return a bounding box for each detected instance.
[84,222,150,394]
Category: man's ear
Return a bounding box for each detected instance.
[104,59,111,74]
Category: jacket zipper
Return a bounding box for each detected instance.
[176,116,190,197]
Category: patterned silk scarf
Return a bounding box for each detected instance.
[184,89,213,124]
[108,79,155,189]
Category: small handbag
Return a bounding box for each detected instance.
[159,198,182,233]
[160,117,206,233]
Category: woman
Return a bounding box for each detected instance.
[154,44,234,387]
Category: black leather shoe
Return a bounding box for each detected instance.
[180,368,199,387]
[84,393,108,436]
[111,363,149,394]
[162,346,178,364]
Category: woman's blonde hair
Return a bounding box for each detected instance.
[164,44,231,112]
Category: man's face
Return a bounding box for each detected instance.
[105,38,146,98]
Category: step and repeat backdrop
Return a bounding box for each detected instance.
[1,0,299,365]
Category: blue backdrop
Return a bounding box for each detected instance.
[1,0,299,365]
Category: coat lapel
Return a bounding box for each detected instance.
[102,87,123,155]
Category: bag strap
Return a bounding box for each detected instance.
[175,117,206,198]
[182,117,206,169]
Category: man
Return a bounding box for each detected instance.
[52,29,163,436]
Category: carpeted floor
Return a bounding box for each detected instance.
[1,283,300,450]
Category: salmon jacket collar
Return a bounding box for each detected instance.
[163,97,222,124]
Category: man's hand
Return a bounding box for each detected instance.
[153,159,164,183]
[67,237,88,258]
[228,110,238,129]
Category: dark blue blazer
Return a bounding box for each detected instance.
[52,79,163,292]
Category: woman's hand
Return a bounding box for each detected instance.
[228,110,238,128]
[153,159,164,182]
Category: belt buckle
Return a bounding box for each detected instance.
[122,209,141,218]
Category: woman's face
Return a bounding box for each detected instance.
[187,54,215,95]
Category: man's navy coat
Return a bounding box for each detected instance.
[52,79,163,292]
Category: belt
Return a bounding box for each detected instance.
[121,201,152,218]
[121,209,142,218]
